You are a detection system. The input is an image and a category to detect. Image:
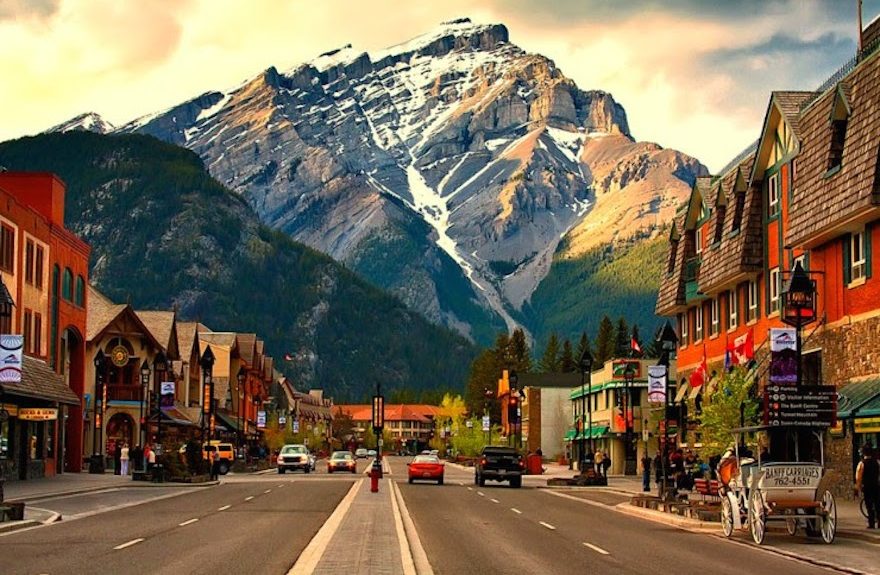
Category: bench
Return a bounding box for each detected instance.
[692,478,721,502]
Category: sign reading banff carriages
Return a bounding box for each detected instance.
[763,385,837,427]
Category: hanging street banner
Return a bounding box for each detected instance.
[763,384,837,427]
[293,419,300,433]
[769,328,798,385]
[0,334,23,383]
[160,381,175,407]
[482,415,490,431]
[278,415,287,429]
[257,410,267,429]
[648,365,667,404]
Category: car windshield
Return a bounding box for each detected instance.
[281,445,307,454]
[413,455,440,464]
[331,452,353,460]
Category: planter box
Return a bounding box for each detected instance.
[0,501,25,522]
[169,474,211,483]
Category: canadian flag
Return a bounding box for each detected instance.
[732,329,755,366]
[283,353,294,361]
[631,337,642,356]
[689,353,708,388]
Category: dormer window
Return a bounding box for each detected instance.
[828,84,850,172]
[695,227,703,256]
[667,238,678,275]
[767,173,779,218]
[731,168,747,233]
[714,202,726,244]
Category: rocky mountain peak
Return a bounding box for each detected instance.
[47,112,114,134]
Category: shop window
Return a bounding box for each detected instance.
[23,308,32,353]
[75,275,86,306]
[0,223,14,272]
[695,305,704,342]
[769,267,781,314]
[748,279,759,322]
[710,297,720,337]
[802,350,822,386]
[62,267,73,300]
[0,418,10,458]
[679,313,689,347]
[35,245,44,290]
[25,239,34,284]
[728,287,739,330]
[767,173,779,218]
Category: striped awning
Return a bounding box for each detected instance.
[564,429,577,441]
[674,384,689,403]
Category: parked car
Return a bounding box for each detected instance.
[408,454,444,485]
[355,448,369,459]
[277,444,311,474]
[474,446,524,488]
[366,449,377,457]
[328,451,357,474]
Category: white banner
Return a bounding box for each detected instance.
[647,364,667,404]
[482,415,490,431]
[257,410,267,429]
[0,334,23,383]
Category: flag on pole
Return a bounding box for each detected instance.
[724,336,734,371]
[283,353,294,361]
[689,347,708,388]
[732,329,754,365]
[631,337,642,356]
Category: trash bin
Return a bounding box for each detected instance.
[527,454,544,475]
[88,454,105,474]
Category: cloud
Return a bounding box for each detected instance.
[0,0,60,20]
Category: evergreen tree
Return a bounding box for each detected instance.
[493,332,511,369]
[615,317,630,357]
[560,339,576,372]
[645,324,664,358]
[539,333,561,373]
[464,349,501,422]
[575,331,593,367]
[508,328,532,373]
[595,316,615,365]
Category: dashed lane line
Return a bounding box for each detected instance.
[264,489,272,493]
[113,538,144,550]
[583,542,610,555]
[490,498,499,503]
[477,492,485,497]
[511,508,522,514]
[179,518,199,527]
[218,505,231,511]
[245,496,254,501]
[467,487,473,491]
[539,522,556,531]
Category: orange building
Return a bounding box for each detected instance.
[656,21,880,492]
[0,172,88,479]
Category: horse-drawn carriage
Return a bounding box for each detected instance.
[717,425,837,544]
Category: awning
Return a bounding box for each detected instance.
[564,429,577,441]
[838,376,880,419]
[688,384,703,400]
[590,426,609,438]
[158,406,196,427]
[0,356,80,405]
[215,411,241,432]
[674,384,689,403]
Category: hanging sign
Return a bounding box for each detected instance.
[18,407,58,421]
[0,335,23,383]
[648,365,667,404]
[482,415,490,431]
[769,328,798,385]
[293,419,300,433]
[257,410,267,429]
[160,381,175,407]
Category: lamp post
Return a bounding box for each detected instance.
[91,350,107,473]
[237,366,246,448]
[623,364,636,475]
[656,320,678,498]
[0,278,11,500]
[200,346,215,445]
[139,360,150,448]
[153,351,167,449]
[509,370,519,448]
[579,348,594,472]
[483,388,493,446]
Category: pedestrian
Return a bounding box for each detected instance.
[146,444,156,472]
[653,451,663,486]
[594,449,604,475]
[855,444,880,529]
[209,449,219,481]
[641,453,652,492]
[113,440,121,475]
[120,443,130,476]
[130,445,142,474]
[603,452,612,477]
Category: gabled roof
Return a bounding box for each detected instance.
[136,310,177,357]
[236,333,257,366]
[86,287,162,350]
[749,91,814,183]
[655,210,689,315]
[176,321,201,362]
[198,332,237,348]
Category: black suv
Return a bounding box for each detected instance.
[475,446,524,488]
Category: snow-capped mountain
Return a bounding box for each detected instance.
[47,112,115,134]
[63,19,706,342]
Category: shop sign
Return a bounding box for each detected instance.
[18,407,58,421]
[611,360,641,379]
[855,417,880,434]
[0,334,23,383]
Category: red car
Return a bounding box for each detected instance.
[328,451,357,474]
[408,454,444,485]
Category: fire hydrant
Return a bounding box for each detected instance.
[370,460,382,493]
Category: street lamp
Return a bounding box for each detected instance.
[200,346,215,444]
[153,351,167,449]
[237,366,246,448]
[91,350,107,473]
[509,370,519,448]
[623,364,636,475]
[483,388,494,446]
[656,321,678,498]
[579,348,594,472]
[139,360,150,448]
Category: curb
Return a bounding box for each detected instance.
[614,501,716,531]
[0,519,41,534]
[19,479,220,503]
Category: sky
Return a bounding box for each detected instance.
[1,0,877,172]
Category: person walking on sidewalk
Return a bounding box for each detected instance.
[855,444,879,529]
[641,454,652,492]
[120,443,130,476]
[594,450,604,475]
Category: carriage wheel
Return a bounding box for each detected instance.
[820,490,836,544]
[749,489,766,545]
[721,496,734,537]
[785,510,798,536]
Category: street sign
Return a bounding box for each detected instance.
[763,385,837,427]
[482,415,490,431]
[466,420,473,429]
[278,415,286,429]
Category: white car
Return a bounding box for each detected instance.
[355,448,368,459]
[278,444,311,474]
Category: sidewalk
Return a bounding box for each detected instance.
[4,471,129,502]
[538,463,880,542]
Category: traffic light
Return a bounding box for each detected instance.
[508,395,519,423]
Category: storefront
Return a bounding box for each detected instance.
[836,376,880,473]
[0,356,80,481]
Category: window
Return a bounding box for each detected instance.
[679,313,689,347]
[828,118,847,171]
[0,223,14,272]
[732,192,745,233]
[802,350,822,386]
[850,230,866,283]
[695,305,704,342]
[695,227,703,255]
[710,298,720,337]
[62,267,73,300]
[75,275,86,307]
[728,287,739,330]
[23,308,32,353]
[25,239,34,284]
[767,173,779,218]
[714,204,726,244]
[748,280,759,322]
[35,245,44,290]
[667,239,678,275]
[769,267,781,314]
[34,312,42,356]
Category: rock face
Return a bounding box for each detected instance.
[105,18,705,342]
[47,112,115,134]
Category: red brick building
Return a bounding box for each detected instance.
[656,23,880,493]
[0,172,89,478]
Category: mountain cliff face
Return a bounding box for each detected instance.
[66,19,706,343]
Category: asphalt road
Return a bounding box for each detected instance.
[389,458,839,575]
[0,480,353,575]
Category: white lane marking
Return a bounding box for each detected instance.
[477,491,485,497]
[389,480,417,575]
[264,489,272,493]
[490,498,499,504]
[179,518,199,526]
[583,542,610,555]
[539,521,556,531]
[467,487,473,491]
[218,505,231,511]
[511,508,522,514]
[392,478,435,575]
[458,481,464,486]
[277,484,285,488]
[113,538,144,550]
[245,496,254,501]
[288,480,362,575]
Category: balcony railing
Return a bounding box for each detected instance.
[107,385,144,402]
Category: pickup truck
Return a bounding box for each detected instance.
[475,446,524,488]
